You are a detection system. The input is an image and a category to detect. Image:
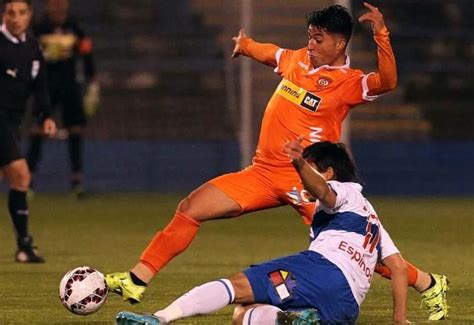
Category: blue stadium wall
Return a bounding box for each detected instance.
[16,140,474,196]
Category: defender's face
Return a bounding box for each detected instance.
[3,2,32,37]
[46,0,69,25]
[307,25,345,68]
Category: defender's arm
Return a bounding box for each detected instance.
[283,137,337,208]
[382,253,409,324]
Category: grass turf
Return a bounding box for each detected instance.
[0,194,472,324]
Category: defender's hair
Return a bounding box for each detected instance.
[306,5,353,41]
[302,141,358,183]
[3,0,32,6]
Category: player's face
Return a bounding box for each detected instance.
[47,0,69,25]
[3,2,32,37]
[307,25,346,68]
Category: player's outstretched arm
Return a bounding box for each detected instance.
[283,137,337,208]
[382,253,410,324]
[232,28,280,67]
[359,2,398,95]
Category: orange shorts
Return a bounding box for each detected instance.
[208,162,315,224]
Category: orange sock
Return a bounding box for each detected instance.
[140,211,201,274]
[375,260,419,286]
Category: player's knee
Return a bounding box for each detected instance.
[177,197,196,217]
[232,305,246,325]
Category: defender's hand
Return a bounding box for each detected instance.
[283,136,305,168]
[42,118,57,137]
[231,29,248,58]
[358,2,386,34]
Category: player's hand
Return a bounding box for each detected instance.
[231,29,248,58]
[283,136,305,168]
[358,2,386,34]
[42,118,57,137]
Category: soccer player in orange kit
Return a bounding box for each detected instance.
[106,3,448,320]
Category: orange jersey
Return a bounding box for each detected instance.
[240,28,397,166]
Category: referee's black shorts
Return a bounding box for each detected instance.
[0,112,23,168]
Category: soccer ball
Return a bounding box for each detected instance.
[59,266,108,315]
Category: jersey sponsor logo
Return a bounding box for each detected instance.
[301,92,321,111]
[6,68,17,78]
[338,240,373,281]
[275,79,322,112]
[268,269,296,302]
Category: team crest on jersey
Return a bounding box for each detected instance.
[317,77,332,88]
[268,270,296,302]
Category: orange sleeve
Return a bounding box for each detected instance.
[239,37,280,67]
[365,27,398,95]
[78,37,93,55]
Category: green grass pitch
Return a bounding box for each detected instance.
[0,194,472,324]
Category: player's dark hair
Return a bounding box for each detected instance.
[302,141,358,183]
[3,0,31,7]
[306,5,353,41]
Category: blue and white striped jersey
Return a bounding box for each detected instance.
[308,181,399,305]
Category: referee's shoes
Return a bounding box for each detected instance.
[15,236,45,263]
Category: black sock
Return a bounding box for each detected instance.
[8,189,29,240]
[427,274,436,290]
[27,135,43,174]
[68,134,83,176]
[130,272,147,287]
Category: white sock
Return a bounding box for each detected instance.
[154,279,235,322]
[242,305,281,325]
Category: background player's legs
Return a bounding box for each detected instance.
[63,85,87,197]
[67,125,85,195]
[27,87,59,191]
[3,159,44,263]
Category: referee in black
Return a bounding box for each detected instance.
[0,0,56,263]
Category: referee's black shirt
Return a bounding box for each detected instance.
[0,24,50,123]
